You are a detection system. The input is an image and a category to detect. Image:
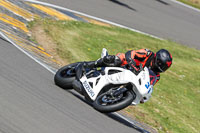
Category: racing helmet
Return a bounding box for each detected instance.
[152,49,172,72]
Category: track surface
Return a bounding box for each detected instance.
[0,38,142,133]
[38,0,200,49]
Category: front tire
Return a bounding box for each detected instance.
[93,90,135,113]
[54,63,79,89]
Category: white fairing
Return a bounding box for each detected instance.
[80,67,153,105]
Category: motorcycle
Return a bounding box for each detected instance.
[54,48,157,113]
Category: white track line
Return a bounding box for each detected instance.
[113,112,150,132]
[24,0,163,40]
[169,0,200,13]
[24,0,200,40]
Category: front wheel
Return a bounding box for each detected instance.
[54,63,79,89]
[93,89,135,113]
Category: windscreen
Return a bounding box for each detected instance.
[149,69,158,86]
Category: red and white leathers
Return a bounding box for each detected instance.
[85,49,161,85]
[116,49,160,85]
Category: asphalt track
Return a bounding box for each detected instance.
[38,0,200,49]
[0,37,144,133]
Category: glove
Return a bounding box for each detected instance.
[127,58,140,73]
[103,55,116,64]
[97,55,121,67]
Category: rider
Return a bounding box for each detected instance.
[84,49,172,85]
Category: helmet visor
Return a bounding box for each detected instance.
[155,57,169,72]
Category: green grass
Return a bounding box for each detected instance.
[178,0,200,9]
[29,19,200,133]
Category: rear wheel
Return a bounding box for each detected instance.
[54,63,79,89]
[93,87,135,113]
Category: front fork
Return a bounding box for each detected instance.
[110,85,128,97]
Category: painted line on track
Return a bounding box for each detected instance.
[30,4,74,20]
[0,0,36,21]
[0,30,55,74]
[113,112,150,133]
[24,0,163,40]
[169,0,200,13]
[0,13,29,33]
[1,29,60,67]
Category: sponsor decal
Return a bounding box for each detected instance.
[145,82,150,90]
[82,81,95,97]
[145,82,153,94]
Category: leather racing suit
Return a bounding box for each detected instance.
[84,49,160,85]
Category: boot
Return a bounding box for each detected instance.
[83,59,104,69]
[83,55,121,68]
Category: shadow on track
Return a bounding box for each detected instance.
[108,0,137,11]
[67,90,151,133]
[155,0,170,5]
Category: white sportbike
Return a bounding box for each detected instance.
[54,49,157,113]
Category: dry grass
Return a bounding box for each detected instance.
[189,0,200,4]
[178,0,200,9]
[30,24,68,66]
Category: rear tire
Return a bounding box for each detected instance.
[93,90,135,113]
[54,63,79,89]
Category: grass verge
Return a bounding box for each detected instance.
[29,18,200,133]
[177,0,200,9]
